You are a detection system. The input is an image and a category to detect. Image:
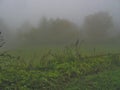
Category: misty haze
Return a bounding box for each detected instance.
[0,0,120,90]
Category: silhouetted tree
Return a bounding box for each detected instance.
[19,17,80,46]
[84,12,113,42]
[0,19,6,47]
[0,31,5,47]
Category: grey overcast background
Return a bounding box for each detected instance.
[0,0,120,29]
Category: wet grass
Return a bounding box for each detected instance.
[0,45,120,90]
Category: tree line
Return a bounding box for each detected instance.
[0,11,119,47]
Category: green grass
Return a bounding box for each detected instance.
[65,69,120,90]
[0,46,120,90]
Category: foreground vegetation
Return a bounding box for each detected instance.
[0,44,120,90]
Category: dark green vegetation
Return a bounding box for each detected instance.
[0,44,120,90]
[65,69,120,90]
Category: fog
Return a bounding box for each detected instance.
[0,1,120,89]
[0,0,120,48]
[0,0,120,28]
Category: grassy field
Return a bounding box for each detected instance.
[0,45,120,90]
